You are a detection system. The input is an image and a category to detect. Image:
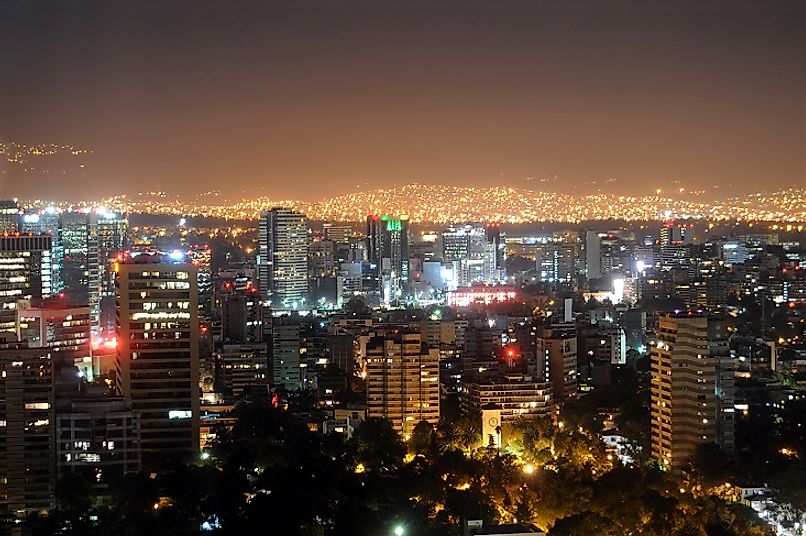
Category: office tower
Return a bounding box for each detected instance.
[323,223,353,244]
[660,220,693,247]
[96,210,128,335]
[650,313,717,471]
[259,208,308,310]
[0,234,53,332]
[585,230,602,279]
[441,223,496,287]
[367,214,410,294]
[462,320,498,379]
[535,243,576,285]
[116,254,199,465]
[270,315,302,390]
[59,211,100,332]
[20,207,60,236]
[536,325,578,401]
[0,199,19,232]
[0,345,55,518]
[365,330,440,437]
[57,396,141,482]
[485,224,507,281]
[215,343,269,401]
[708,317,736,456]
[16,298,94,390]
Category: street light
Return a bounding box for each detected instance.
[393,525,405,536]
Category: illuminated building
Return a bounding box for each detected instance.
[57,396,141,482]
[585,230,602,279]
[270,315,302,391]
[115,254,200,466]
[59,211,100,333]
[441,223,497,286]
[323,223,353,244]
[536,325,578,401]
[259,208,309,310]
[486,224,507,281]
[188,244,213,319]
[461,375,553,425]
[214,343,269,401]
[0,345,55,518]
[0,199,19,232]
[96,210,128,335]
[0,234,53,332]
[20,207,60,236]
[15,297,94,384]
[365,330,440,437]
[366,214,410,298]
[447,286,517,308]
[535,243,576,285]
[721,240,750,266]
[660,219,693,247]
[708,317,735,456]
[650,313,716,471]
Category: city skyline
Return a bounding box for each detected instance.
[2,0,805,201]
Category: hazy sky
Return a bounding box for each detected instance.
[1,0,804,201]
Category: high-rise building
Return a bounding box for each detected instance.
[56,396,141,482]
[585,230,602,279]
[650,313,717,471]
[367,214,410,297]
[270,315,302,391]
[0,344,55,519]
[15,297,94,384]
[0,199,20,232]
[462,375,553,425]
[96,210,128,335]
[0,234,53,332]
[259,208,308,310]
[215,343,269,401]
[536,325,578,401]
[115,254,199,466]
[365,330,440,437]
[59,211,100,332]
[441,223,496,287]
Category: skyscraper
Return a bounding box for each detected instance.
[536,325,578,401]
[0,234,53,332]
[259,208,308,310]
[650,313,717,472]
[365,330,440,437]
[367,214,410,298]
[59,211,100,332]
[96,210,128,335]
[0,344,55,519]
[270,315,302,391]
[115,254,199,466]
[0,199,20,232]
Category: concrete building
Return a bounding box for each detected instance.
[215,343,269,401]
[365,331,440,437]
[0,234,53,333]
[462,375,553,425]
[270,315,302,391]
[650,313,717,471]
[0,345,55,519]
[0,199,19,232]
[115,254,200,466]
[536,326,578,400]
[259,208,309,310]
[56,396,141,482]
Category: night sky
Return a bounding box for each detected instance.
[1,0,804,201]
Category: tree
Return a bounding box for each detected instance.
[350,417,406,470]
